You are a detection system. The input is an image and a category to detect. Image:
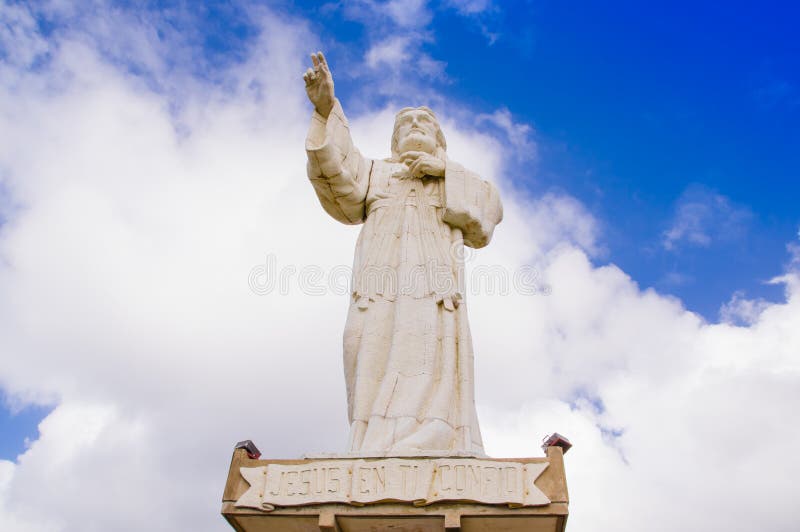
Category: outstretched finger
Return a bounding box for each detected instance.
[317,51,328,70]
[311,53,320,68]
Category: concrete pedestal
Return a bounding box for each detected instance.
[221,447,568,532]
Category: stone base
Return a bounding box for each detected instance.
[221,447,568,532]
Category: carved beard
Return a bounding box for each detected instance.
[397,130,437,156]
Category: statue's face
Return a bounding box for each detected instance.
[394,109,439,156]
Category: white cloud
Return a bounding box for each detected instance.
[361,37,446,97]
[663,184,753,251]
[336,0,500,96]
[659,270,693,286]
[416,54,448,79]
[477,107,537,159]
[719,290,771,325]
[0,0,49,70]
[0,3,799,532]
[385,0,432,27]
[444,0,494,15]
[787,229,800,268]
[474,245,800,531]
[336,0,447,98]
[365,36,411,69]
[340,0,431,28]
[443,0,500,44]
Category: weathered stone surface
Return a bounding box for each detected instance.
[236,458,549,510]
[222,447,569,532]
[303,52,503,455]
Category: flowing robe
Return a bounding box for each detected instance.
[306,100,503,454]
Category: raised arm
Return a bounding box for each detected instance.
[304,52,370,225]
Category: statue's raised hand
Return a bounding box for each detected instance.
[304,51,335,119]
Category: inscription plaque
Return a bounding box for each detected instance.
[236,458,550,510]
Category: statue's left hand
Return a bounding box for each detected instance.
[403,151,445,178]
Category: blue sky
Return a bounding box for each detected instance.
[0,2,799,530]
[2,0,798,461]
[118,0,800,318]
[311,0,800,318]
[0,395,47,460]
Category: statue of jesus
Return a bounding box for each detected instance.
[303,52,503,455]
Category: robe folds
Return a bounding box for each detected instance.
[306,100,503,455]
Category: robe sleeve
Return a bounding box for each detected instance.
[441,160,503,248]
[305,99,371,225]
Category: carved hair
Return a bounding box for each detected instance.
[390,107,447,161]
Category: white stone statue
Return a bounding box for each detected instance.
[303,52,503,455]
